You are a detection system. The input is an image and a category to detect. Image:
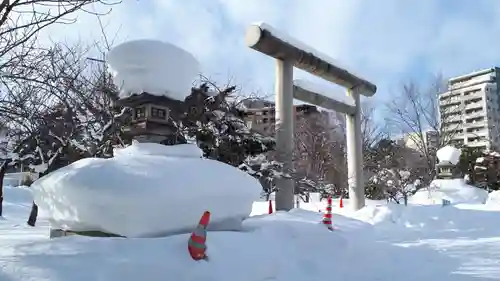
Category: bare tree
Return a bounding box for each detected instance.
[0,159,11,216]
[293,109,347,197]
[0,39,126,225]
[385,75,460,181]
[0,0,120,67]
[360,101,388,163]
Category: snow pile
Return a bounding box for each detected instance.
[107,39,200,101]
[330,203,394,226]
[3,185,32,202]
[436,145,461,165]
[3,175,20,187]
[485,190,500,207]
[5,185,500,280]
[409,179,488,205]
[0,208,391,281]
[32,142,261,237]
[251,198,389,227]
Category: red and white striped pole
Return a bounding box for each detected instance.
[322,197,334,231]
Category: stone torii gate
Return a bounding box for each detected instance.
[245,23,377,211]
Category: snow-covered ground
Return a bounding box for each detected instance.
[1,184,500,280]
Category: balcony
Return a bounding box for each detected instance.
[439,97,461,106]
[464,101,483,110]
[465,119,486,128]
[466,127,488,135]
[465,110,486,119]
[463,90,485,100]
[439,90,461,99]
[467,140,490,148]
[442,114,462,123]
[448,132,464,139]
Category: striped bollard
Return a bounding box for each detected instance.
[322,197,334,231]
[188,211,210,261]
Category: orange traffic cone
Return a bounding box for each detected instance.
[339,197,344,209]
[268,200,273,214]
[322,197,334,231]
[188,211,210,261]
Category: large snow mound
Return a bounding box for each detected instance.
[409,179,488,205]
[107,39,200,101]
[32,143,261,237]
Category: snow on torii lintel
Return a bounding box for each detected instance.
[250,22,370,87]
[293,79,356,110]
[107,39,200,101]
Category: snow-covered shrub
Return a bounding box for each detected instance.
[179,82,284,192]
[364,138,425,203]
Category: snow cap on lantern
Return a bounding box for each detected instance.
[436,145,461,165]
[107,39,200,101]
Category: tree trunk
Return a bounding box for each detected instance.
[26,162,53,227]
[27,201,38,226]
[0,161,9,217]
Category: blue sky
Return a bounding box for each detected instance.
[39,0,500,105]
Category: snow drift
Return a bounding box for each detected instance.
[409,179,488,205]
[4,182,500,280]
[32,143,262,237]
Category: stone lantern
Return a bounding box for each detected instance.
[435,145,462,179]
[114,93,185,144]
[107,40,200,144]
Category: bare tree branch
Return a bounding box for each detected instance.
[385,74,461,180]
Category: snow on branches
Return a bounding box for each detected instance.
[181,82,284,189]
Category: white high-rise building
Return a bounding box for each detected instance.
[439,67,500,151]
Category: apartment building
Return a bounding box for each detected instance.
[240,99,318,135]
[439,67,500,151]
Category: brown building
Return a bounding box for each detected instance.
[240,99,318,135]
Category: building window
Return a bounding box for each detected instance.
[135,106,146,119]
[151,107,167,119]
